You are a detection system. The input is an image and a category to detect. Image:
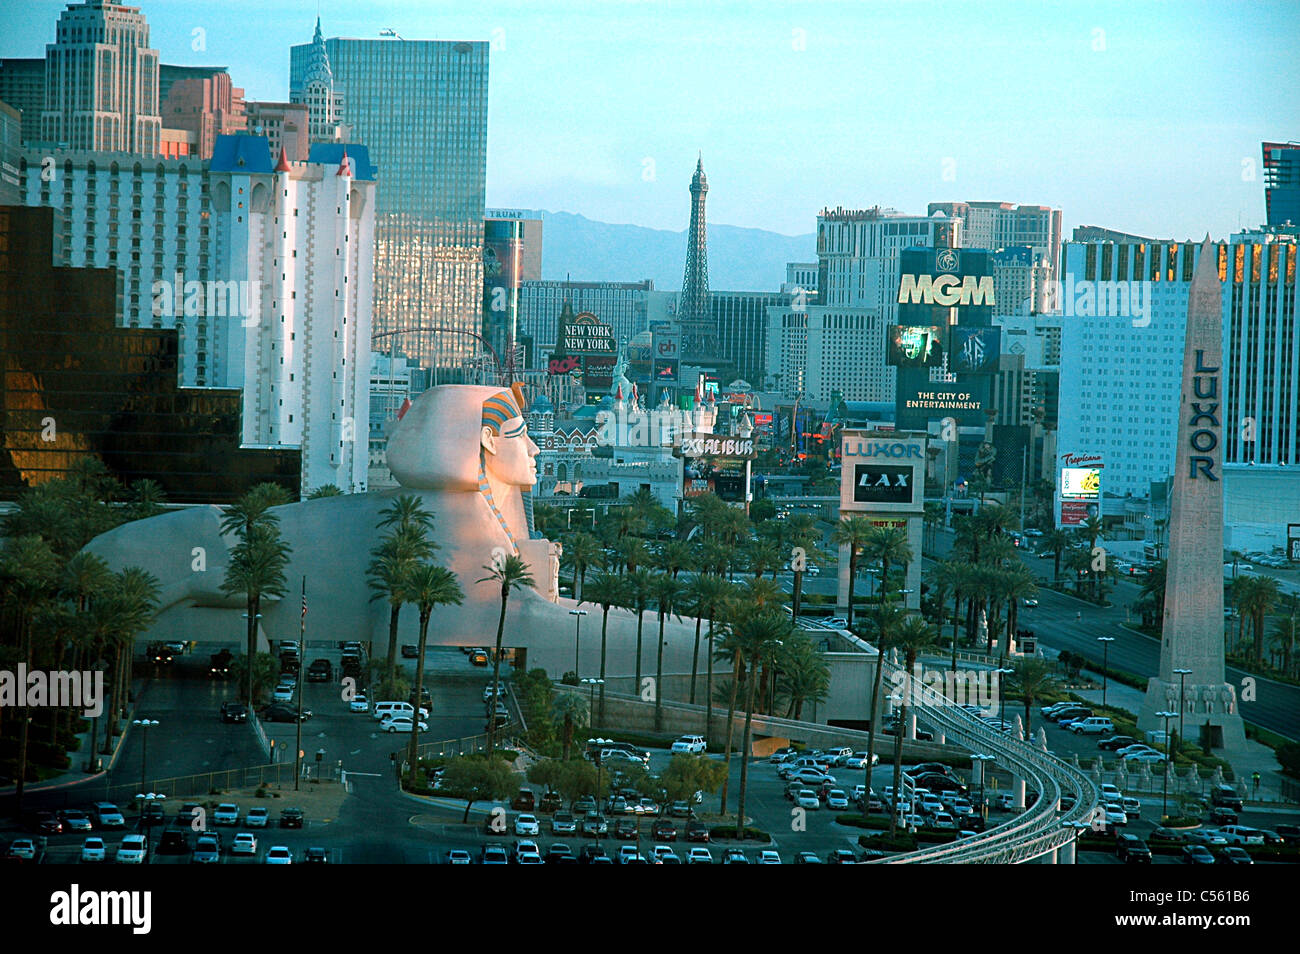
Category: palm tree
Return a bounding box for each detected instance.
[745,538,784,580]
[532,502,565,538]
[614,537,649,575]
[1139,560,1168,621]
[625,568,654,689]
[889,615,938,835]
[1046,529,1070,584]
[1065,547,1093,598]
[650,573,685,730]
[220,520,291,709]
[104,566,160,741]
[699,539,734,578]
[656,540,695,578]
[368,523,436,692]
[1236,575,1281,665]
[731,610,788,839]
[1008,656,1058,735]
[126,478,167,521]
[784,513,820,619]
[307,484,343,498]
[863,525,914,605]
[715,623,745,815]
[831,515,875,628]
[551,691,590,761]
[582,572,628,722]
[477,554,535,756]
[404,564,464,783]
[775,633,830,719]
[562,531,603,601]
[686,574,730,709]
[856,603,907,781]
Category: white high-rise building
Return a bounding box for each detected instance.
[289,18,346,144]
[20,149,212,383]
[39,0,161,155]
[207,135,375,495]
[1057,229,1300,511]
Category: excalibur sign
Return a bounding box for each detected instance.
[1138,237,1246,752]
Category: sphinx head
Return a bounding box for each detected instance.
[387,384,538,491]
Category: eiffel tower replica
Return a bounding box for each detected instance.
[679,155,717,361]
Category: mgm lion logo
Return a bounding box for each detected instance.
[936,248,958,272]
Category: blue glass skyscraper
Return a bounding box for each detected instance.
[291,25,488,377]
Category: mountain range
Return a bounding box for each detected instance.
[532,210,815,292]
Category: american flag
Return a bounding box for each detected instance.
[301,592,308,620]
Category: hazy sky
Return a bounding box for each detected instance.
[4,0,1295,238]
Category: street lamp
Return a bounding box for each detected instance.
[134,792,165,832]
[1155,710,1176,822]
[996,668,1014,725]
[1173,668,1191,764]
[971,754,995,826]
[132,718,158,796]
[1097,637,1115,709]
[581,677,603,725]
[569,609,588,678]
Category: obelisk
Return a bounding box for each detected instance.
[1138,237,1246,751]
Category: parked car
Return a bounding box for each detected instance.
[381,716,429,733]
[827,848,857,864]
[445,849,472,865]
[213,804,240,826]
[59,809,93,832]
[1116,834,1152,863]
[652,819,677,841]
[793,851,823,864]
[1217,846,1253,865]
[480,845,509,865]
[92,802,125,829]
[1218,825,1264,846]
[6,839,37,862]
[279,808,304,829]
[1209,784,1244,811]
[843,752,878,768]
[1098,735,1140,751]
[306,659,332,682]
[686,847,713,864]
[514,813,540,836]
[193,835,221,864]
[1182,845,1216,865]
[581,813,608,837]
[264,845,293,865]
[1071,717,1115,735]
[686,820,710,843]
[80,837,107,863]
[671,735,707,754]
[231,833,258,856]
[116,835,148,864]
[245,807,269,829]
[824,789,850,810]
[260,704,312,723]
[756,849,782,864]
[348,693,369,713]
[551,812,577,835]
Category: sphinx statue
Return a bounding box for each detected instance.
[84,384,702,681]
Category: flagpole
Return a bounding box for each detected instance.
[295,575,305,791]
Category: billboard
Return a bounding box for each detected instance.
[582,355,616,395]
[896,383,986,429]
[681,435,756,458]
[1059,500,1098,526]
[850,465,915,505]
[652,359,679,384]
[839,434,925,514]
[1060,467,1101,500]
[561,312,616,356]
[684,457,748,503]
[887,325,946,367]
[547,353,581,376]
[949,326,1001,374]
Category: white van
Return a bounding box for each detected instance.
[1070,717,1115,735]
[372,701,429,723]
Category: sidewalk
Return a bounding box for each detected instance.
[1059,657,1292,805]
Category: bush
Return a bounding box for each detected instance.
[1277,742,1300,779]
[858,831,917,852]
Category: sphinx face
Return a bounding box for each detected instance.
[482,416,539,487]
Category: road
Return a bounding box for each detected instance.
[919,532,1300,741]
